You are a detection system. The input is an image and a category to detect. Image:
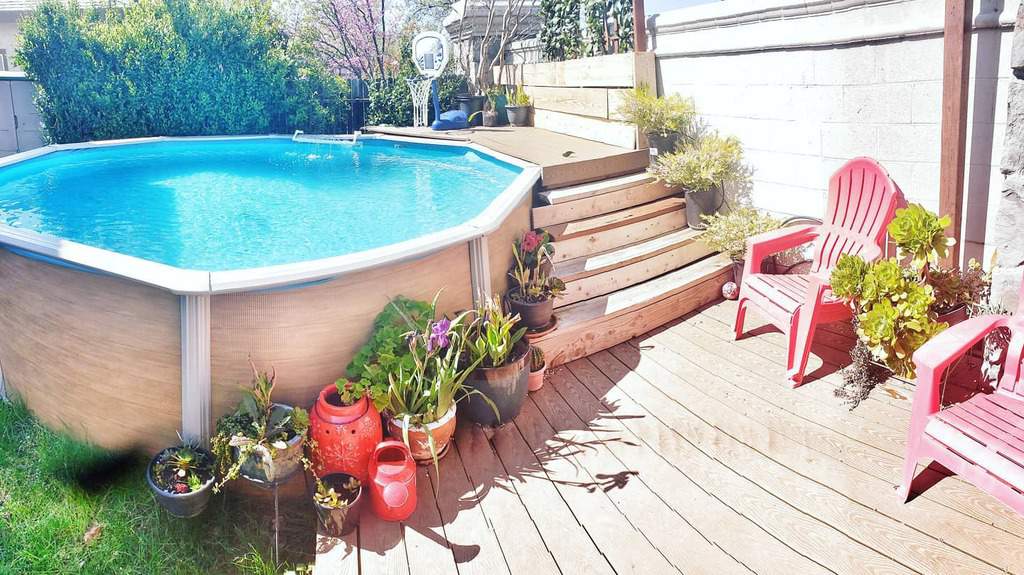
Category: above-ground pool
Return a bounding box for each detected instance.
[0,135,539,452]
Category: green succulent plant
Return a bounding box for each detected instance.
[887,203,955,273]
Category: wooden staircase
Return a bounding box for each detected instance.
[529,161,732,366]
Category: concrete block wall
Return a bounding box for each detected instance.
[651,0,1016,264]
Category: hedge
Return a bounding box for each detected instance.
[16,0,350,144]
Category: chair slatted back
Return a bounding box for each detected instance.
[810,158,905,275]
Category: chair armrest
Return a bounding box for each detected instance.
[744,224,819,279]
[908,315,1007,420]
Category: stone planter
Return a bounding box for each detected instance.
[462,340,530,427]
[237,404,305,484]
[507,105,532,127]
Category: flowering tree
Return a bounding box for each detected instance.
[304,0,400,78]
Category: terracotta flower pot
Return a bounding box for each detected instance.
[238,403,305,484]
[310,384,383,482]
[312,472,364,537]
[385,404,457,465]
[508,291,554,330]
[463,340,530,427]
[528,362,546,392]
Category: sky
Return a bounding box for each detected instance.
[644,0,718,16]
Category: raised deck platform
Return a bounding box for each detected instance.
[316,299,1024,574]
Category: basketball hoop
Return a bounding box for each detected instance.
[407,77,433,128]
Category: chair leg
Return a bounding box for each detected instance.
[733,298,748,340]
[786,309,817,387]
[898,453,919,502]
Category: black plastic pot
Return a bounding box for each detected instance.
[456,94,487,127]
[646,132,681,155]
[686,185,725,230]
[146,447,215,519]
[463,340,530,427]
[313,473,364,537]
[507,291,554,330]
[507,105,531,127]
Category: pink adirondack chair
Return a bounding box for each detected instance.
[734,157,905,386]
[899,276,1024,513]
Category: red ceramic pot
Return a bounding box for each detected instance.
[310,384,383,482]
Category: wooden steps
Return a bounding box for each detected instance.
[534,254,732,366]
[555,229,714,308]
[545,196,685,242]
[534,174,679,228]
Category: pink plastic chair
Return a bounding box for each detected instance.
[734,157,905,386]
[899,276,1024,513]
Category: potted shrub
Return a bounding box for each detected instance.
[146,443,215,518]
[211,362,310,490]
[456,92,488,127]
[381,294,485,467]
[462,296,529,427]
[829,204,988,380]
[312,473,363,537]
[528,346,546,392]
[700,208,781,285]
[506,85,532,127]
[616,84,696,155]
[507,230,565,330]
[649,132,744,230]
[927,261,989,325]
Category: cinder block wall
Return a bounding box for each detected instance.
[651,0,1015,264]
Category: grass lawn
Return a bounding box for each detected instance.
[0,400,315,575]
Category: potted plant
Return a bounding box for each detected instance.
[829,204,988,380]
[700,208,781,285]
[649,132,744,230]
[146,443,216,518]
[616,84,696,155]
[211,362,310,490]
[528,346,546,392]
[381,294,485,467]
[927,261,989,325]
[456,92,488,127]
[311,473,363,537]
[507,230,565,330]
[506,85,532,127]
[462,296,528,427]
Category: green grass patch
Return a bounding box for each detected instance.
[0,401,314,575]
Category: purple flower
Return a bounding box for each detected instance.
[426,318,451,352]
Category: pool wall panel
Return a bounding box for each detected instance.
[0,250,182,453]
[209,243,474,421]
[487,194,533,297]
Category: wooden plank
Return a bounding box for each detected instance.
[540,172,652,205]
[488,416,616,574]
[534,109,636,149]
[546,197,683,242]
[534,257,730,365]
[541,149,650,189]
[453,424,560,575]
[556,236,714,308]
[495,53,640,88]
[524,86,611,119]
[533,179,679,228]
[600,343,1011,574]
[314,528,360,575]
[554,229,704,282]
[530,370,749,574]
[613,334,1024,572]
[939,0,972,267]
[432,439,511,575]
[551,210,686,262]
[511,395,678,574]
[402,467,458,575]
[558,360,827,574]
[357,515,408,575]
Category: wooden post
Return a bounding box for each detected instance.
[939,0,972,267]
[633,0,647,52]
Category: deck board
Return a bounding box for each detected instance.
[315,299,1024,575]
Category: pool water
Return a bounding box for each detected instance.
[0,138,521,270]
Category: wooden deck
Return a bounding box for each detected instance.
[317,299,1024,574]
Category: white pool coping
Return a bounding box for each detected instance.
[0,134,541,295]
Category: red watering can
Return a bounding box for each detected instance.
[368,440,417,521]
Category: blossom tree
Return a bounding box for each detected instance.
[302,0,404,79]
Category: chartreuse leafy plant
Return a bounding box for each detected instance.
[887,204,955,273]
[649,132,744,193]
[616,85,696,139]
[700,208,782,262]
[465,296,528,368]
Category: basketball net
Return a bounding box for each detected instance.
[407,77,433,128]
